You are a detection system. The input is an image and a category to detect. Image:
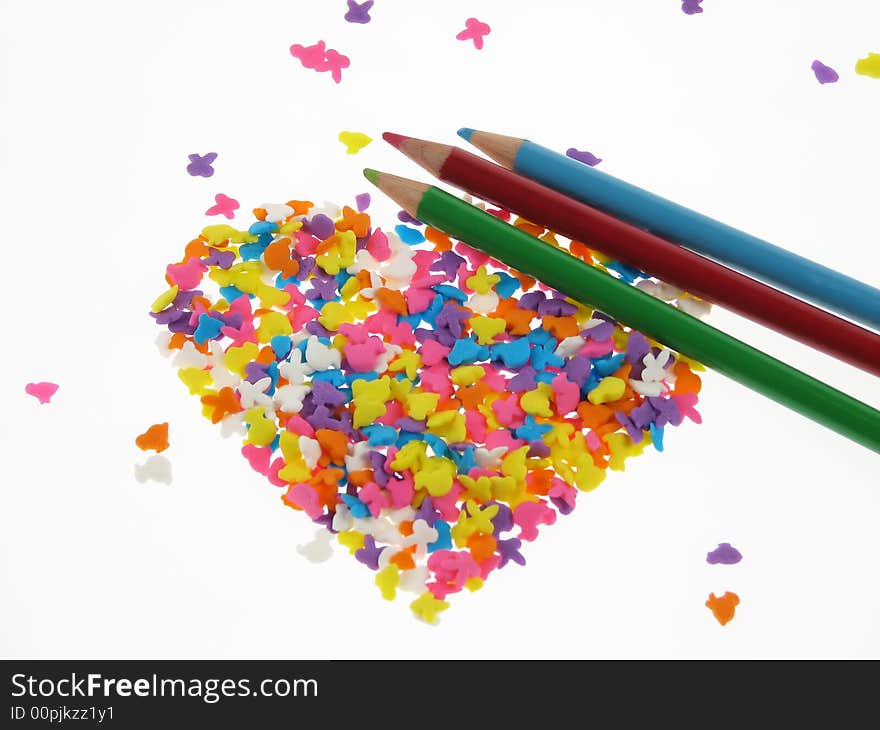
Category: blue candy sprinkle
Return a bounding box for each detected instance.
[363,424,398,447]
[432,284,469,303]
[394,224,426,245]
[342,494,371,519]
[193,314,224,344]
[494,271,519,299]
[491,337,531,369]
[270,335,292,359]
[312,369,346,387]
[448,336,489,365]
[248,220,279,235]
[593,353,626,377]
[650,423,665,452]
[423,433,449,458]
[515,415,553,441]
[428,520,452,552]
[239,241,269,260]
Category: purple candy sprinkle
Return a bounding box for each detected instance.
[414,496,439,527]
[527,441,551,458]
[244,361,269,384]
[489,503,514,536]
[305,214,335,240]
[398,209,423,226]
[614,411,643,443]
[355,535,384,570]
[681,0,703,14]
[355,192,371,212]
[706,543,743,565]
[497,537,526,568]
[311,379,347,408]
[509,366,538,392]
[584,320,615,342]
[565,148,602,166]
[811,60,839,84]
[344,0,373,24]
[647,396,682,427]
[538,298,578,317]
[564,356,591,386]
[430,250,465,279]
[203,248,236,269]
[186,152,217,177]
[305,321,333,338]
[395,417,426,433]
[630,400,658,430]
[518,291,546,311]
[549,493,575,516]
[625,331,651,363]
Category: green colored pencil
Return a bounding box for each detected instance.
[364,168,880,454]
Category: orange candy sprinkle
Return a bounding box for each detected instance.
[135,422,169,453]
[706,591,740,626]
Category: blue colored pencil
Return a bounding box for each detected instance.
[459,128,880,331]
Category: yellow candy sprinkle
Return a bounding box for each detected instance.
[450,365,485,386]
[588,376,626,405]
[375,565,399,601]
[337,530,366,555]
[316,231,357,275]
[388,350,422,380]
[855,52,880,78]
[489,475,520,502]
[255,284,291,309]
[151,285,179,313]
[459,474,493,502]
[225,343,259,376]
[520,384,553,417]
[426,410,466,442]
[469,316,506,345]
[501,446,529,483]
[352,400,384,429]
[413,456,457,496]
[405,391,439,420]
[278,219,303,235]
[465,265,500,295]
[574,453,607,492]
[410,592,449,625]
[338,130,373,155]
[389,377,414,403]
[201,224,257,246]
[390,440,427,472]
[318,301,348,331]
[465,577,484,592]
[243,407,277,447]
[340,275,361,300]
[352,376,391,403]
[278,430,310,482]
[256,311,293,342]
[604,431,646,471]
[452,500,497,546]
[178,367,213,395]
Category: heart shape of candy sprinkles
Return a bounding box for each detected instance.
[150,197,703,623]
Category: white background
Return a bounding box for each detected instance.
[1,0,878,658]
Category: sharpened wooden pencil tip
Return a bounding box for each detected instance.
[361,169,430,218]
[457,128,475,141]
[382,132,410,149]
[459,129,522,170]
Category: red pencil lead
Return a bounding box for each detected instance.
[382,132,411,149]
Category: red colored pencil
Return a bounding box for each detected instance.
[383,132,880,377]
